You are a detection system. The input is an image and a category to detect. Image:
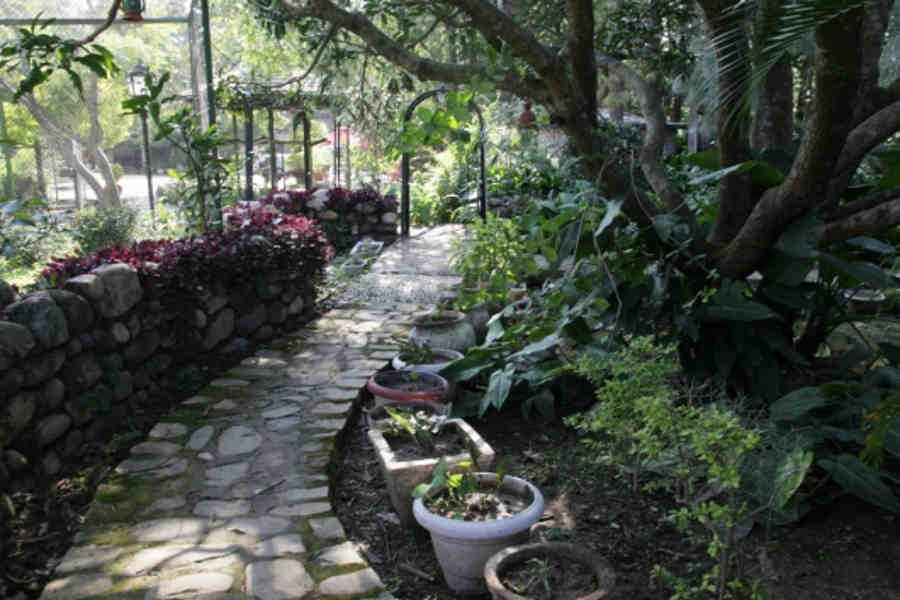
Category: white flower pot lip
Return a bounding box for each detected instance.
[392,348,465,371]
[414,310,467,326]
[413,473,544,540]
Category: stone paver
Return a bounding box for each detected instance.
[41,227,460,600]
[318,568,384,596]
[246,559,315,600]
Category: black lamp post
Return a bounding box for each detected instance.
[128,60,155,220]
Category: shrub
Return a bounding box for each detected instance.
[71,206,138,254]
[43,204,332,297]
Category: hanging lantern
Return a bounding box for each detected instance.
[517,101,536,129]
[121,0,145,21]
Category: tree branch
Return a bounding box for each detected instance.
[273,0,553,103]
[597,54,691,226]
[820,196,900,244]
[825,186,900,222]
[77,0,123,45]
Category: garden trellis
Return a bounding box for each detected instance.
[217,76,346,202]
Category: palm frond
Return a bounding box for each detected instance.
[710,0,865,127]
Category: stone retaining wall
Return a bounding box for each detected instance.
[268,187,399,251]
[0,263,316,494]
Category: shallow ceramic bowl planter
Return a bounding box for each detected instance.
[368,418,495,526]
[350,237,384,256]
[392,347,463,400]
[484,542,616,600]
[413,473,544,595]
[391,347,464,373]
[410,310,477,353]
[367,369,448,409]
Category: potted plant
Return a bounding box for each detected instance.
[367,369,448,408]
[410,309,477,353]
[391,340,464,401]
[391,339,464,373]
[368,408,495,526]
[413,459,545,595]
[121,0,144,20]
[484,542,616,600]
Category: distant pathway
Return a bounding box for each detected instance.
[40,226,463,600]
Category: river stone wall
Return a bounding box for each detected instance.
[272,188,399,239]
[0,263,316,494]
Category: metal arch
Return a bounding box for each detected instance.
[400,87,487,237]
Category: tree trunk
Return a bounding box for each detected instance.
[716,7,866,278]
[608,0,625,123]
[698,0,755,247]
[751,0,793,152]
[34,138,47,199]
[0,101,14,200]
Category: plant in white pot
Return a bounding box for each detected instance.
[392,340,463,400]
[391,339,464,373]
[368,407,495,526]
[412,457,544,595]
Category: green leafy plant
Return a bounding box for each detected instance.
[382,406,448,453]
[566,337,814,600]
[122,72,231,234]
[70,206,137,254]
[450,213,536,307]
[396,339,438,364]
[411,449,505,520]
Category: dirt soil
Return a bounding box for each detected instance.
[333,401,900,600]
[500,553,596,600]
[385,427,466,461]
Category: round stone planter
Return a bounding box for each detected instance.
[409,311,476,353]
[366,370,448,408]
[413,473,544,595]
[484,542,616,600]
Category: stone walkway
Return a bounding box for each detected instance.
[40,226,463,600]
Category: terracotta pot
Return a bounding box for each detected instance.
[484,542,616,600]
[413,473,544,595]
[366,370,448,408]
[410,310,477,353]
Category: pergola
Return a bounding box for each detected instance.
[217,76,346,202]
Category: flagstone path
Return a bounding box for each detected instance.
[40,226,463,600]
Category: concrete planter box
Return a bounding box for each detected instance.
[368,418,495,527]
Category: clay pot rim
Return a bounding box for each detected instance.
[367,369,448,403]
[413,310,467,327]
[483,542,616,600]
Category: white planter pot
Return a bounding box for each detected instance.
[391,347,464,373]
[367,419,495,527]
[413,473,544,595]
